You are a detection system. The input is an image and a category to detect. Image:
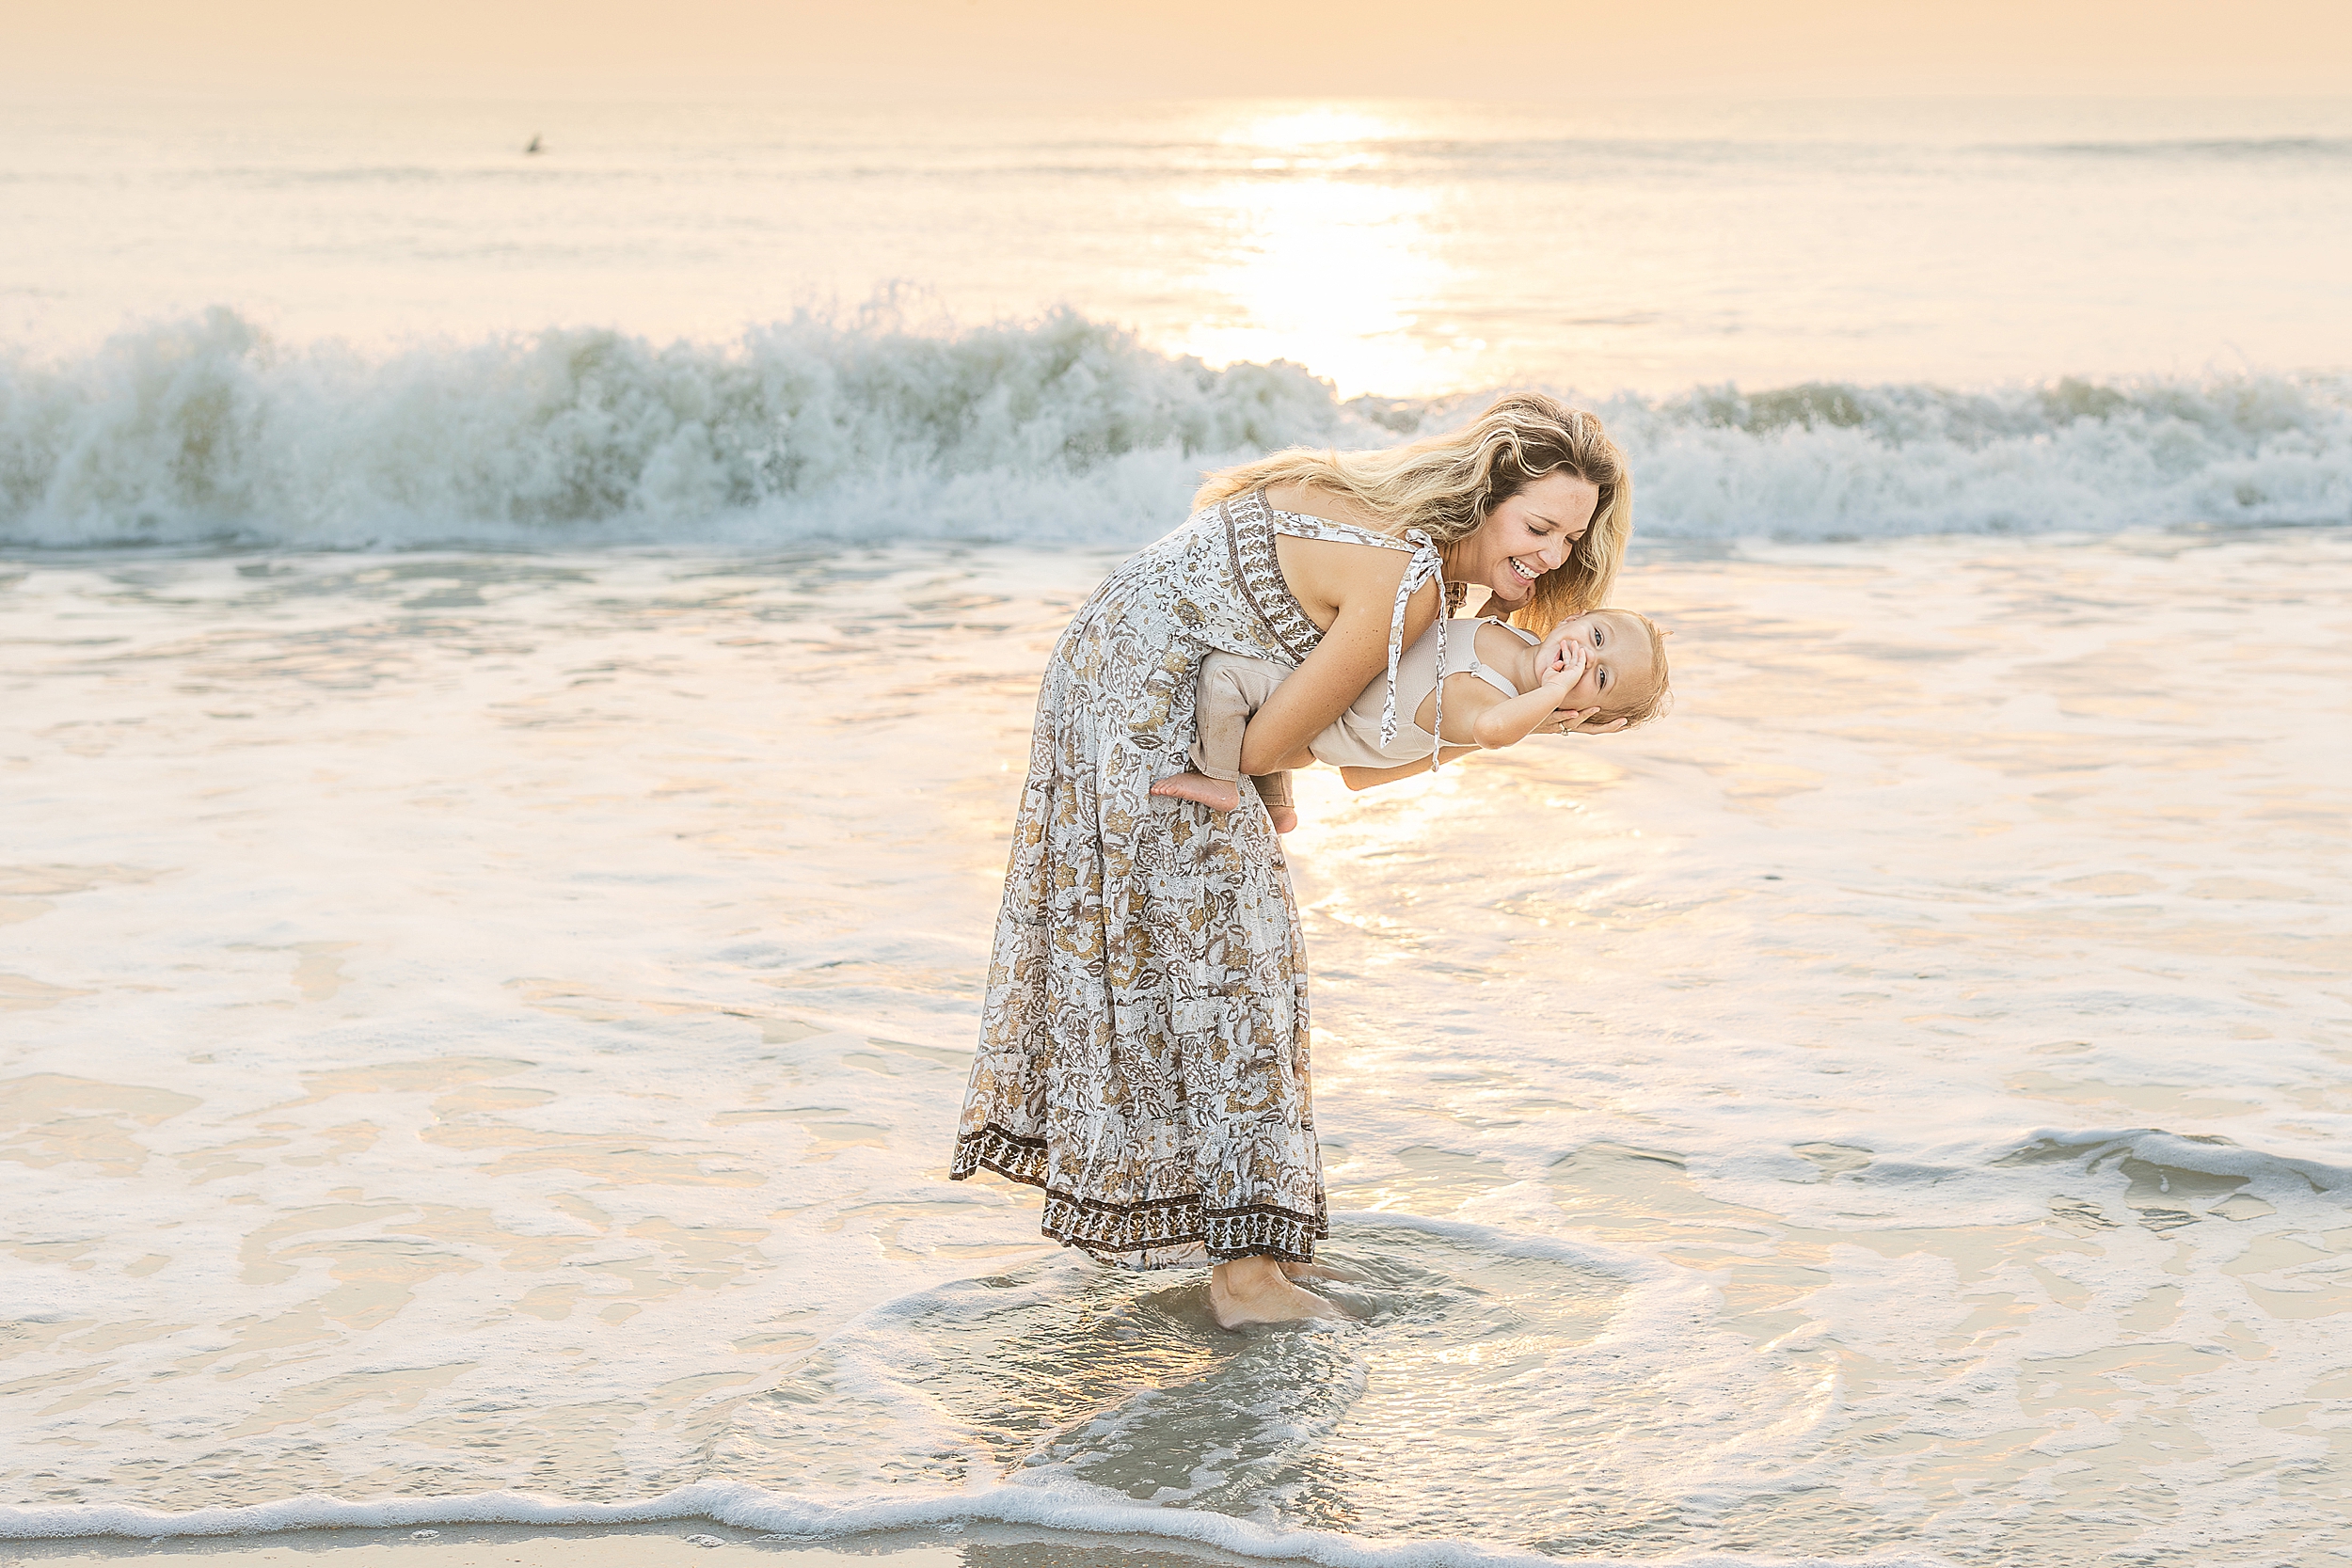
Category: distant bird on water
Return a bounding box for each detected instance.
[524,135,543,155]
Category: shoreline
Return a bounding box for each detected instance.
[0,1524,1329,1568]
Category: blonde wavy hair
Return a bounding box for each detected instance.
[1193,392,1633,626]
[1592,608,1674,730]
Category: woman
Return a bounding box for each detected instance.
[948,393,1633,1327]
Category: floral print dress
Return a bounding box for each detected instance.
[949,489,1444,1269]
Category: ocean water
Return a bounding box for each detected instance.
[3,94,2351,1568]
[5,96,2352,554]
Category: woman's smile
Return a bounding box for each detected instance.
[1456,469,1600,605]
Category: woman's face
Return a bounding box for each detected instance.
[1451,470,1600,608]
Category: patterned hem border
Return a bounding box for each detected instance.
[949,1122,1327,1265]
[949,1120,1048,1187]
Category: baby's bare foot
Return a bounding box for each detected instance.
[1269,807,1299,834]
[1150,771,1241,812]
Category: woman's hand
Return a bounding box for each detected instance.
[1538,706,1629,736]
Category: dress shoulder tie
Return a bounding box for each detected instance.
[1377,529,1452,769]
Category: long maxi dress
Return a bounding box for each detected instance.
[949,489,1446,1269]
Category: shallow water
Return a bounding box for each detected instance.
[3,527,2347,1563]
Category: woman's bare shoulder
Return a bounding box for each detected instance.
[1264,483,1412,595]
[1263,483,1436,630]
[1273,534,1435,641]
[1275,531,1412,594]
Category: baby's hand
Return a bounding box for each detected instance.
[1541,639,1589,691]
[1537,624,1583,675]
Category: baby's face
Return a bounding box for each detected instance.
[1541,610,1656,711]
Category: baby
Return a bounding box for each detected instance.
[1152,608,1672,832]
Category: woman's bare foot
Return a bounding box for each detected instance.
[1151,771,1240,812]
[1209,1257,1342,1329]
[1268,806,1300,834]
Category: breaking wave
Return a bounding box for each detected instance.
[3,308,2346,550]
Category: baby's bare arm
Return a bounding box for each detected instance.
[1469,684,1574,750]
[1340,748,1481,790]
[1337,641,1593,791]
[1468,638,1598,749]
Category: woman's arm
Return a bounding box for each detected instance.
[1339,748,1480,790]
[1236,545,1441,775]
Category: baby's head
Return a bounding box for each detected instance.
[1544,608,1673,727]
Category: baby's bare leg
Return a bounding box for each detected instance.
[1249,770,1299,834]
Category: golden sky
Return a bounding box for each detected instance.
[16,0,2352,96]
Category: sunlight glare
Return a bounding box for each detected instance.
[1225,106,1396,150]
[1180,175,1480,399]
[1183,103,1490,396]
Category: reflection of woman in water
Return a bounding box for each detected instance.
[949,394,1633,1327]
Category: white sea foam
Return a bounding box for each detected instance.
[0,1480,1939,1568]
[3,310,2346,550]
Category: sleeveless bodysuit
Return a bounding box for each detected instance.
[1308,614,1540,768]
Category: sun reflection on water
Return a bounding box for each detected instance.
[1185,104,1484,398]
